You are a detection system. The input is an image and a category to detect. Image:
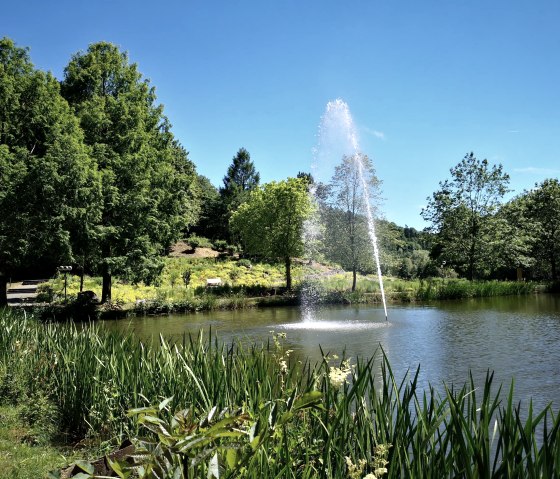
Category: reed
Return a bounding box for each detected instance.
[0,309,558,477]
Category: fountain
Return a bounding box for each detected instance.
[303,99,388,320]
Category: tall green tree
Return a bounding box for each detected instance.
[218,148,259,239]
[492,195,535,279]
[190,175,221,239]
[230,178,312,289]
[0,38,102,304]
[525,179,560,280]
[61,42,199,302]
[322,154,382,291]
[421,152,510,280]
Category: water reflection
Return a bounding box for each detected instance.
[101,295,560,412]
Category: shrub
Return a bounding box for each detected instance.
[186,235,213,250]
[212,239,228,252]
[237,258,252,269]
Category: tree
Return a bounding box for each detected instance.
[190,175,221,239]
[322,154,382,291]
[61,42,199,302]
[0,38,102,304]
[230,178,312,289]
[491,195,535,279]
[218,148,260,239]
[525,179,560,280]
[421,152,510,280]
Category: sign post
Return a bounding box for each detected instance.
[58,266,72,301]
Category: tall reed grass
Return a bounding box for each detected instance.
[1,309,558,477]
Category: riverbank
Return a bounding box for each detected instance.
[32,258,545,319]
[1,308,559,477]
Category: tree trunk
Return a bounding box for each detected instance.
[101,264,112,303]
[352,266,357,292]
[552,253,557,282]
[79,266,84,293]
[0,274,7,307]
[285,256,292,290]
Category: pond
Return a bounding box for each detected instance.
[101,294,560,413]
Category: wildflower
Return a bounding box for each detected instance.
[279,360,288,374]
[363,474,377,479]
[345,456,366,479]
[329,366,350,388]
[329,359,353,389]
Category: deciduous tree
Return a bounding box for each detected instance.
[525,179,560,280]
[322,154,382,290]
[230,178,312,289]
[421,152,510,280]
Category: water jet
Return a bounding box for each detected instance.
[305,99,388,320]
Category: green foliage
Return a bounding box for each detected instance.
[0,405,81,479]
[221,148,260,211]
[1,309,560,477]
[320,154,382,291]
[236,258,252,269]
[212,239,229,252]
[61,41,200,302]
[422,152,510,280]
[0,37,102,292]
[230,178,313,289]
[524,179,560,280]
[186,235,213,250]
[190,175,221,240]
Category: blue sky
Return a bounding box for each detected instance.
[4,0,560,228]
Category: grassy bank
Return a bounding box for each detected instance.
[0,405,83,479]
[1,309,559,477]
[37,257,542,319]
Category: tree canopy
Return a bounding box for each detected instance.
[422,153,510,280]
[230,178,312,289]
[0,37,102,304]
[61,41,199,301]
[215,148,260,240]
[524,179,560,280]
[321,154,382,290]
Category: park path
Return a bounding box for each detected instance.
[6,279,45,304]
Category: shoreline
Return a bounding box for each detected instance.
[14,279,549,320]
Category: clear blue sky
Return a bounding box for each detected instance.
[4,0,560,228]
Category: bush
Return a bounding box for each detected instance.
[212,239,228,252]
[237,258,252,269]
[186,235,213,250]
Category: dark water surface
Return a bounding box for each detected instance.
[101,294,560,412]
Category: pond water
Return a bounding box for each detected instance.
[101,294,560,413]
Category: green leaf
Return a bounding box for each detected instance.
[226,448,238,469]
[293,391,323,410]
[107,456,131,479]
[158,396,174,411]
[74,460,95,474]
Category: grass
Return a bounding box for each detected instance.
[38,257,540,317]
[1,308,559,477]
[0,405,81,479]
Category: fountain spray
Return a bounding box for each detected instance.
[314,99,388,320]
